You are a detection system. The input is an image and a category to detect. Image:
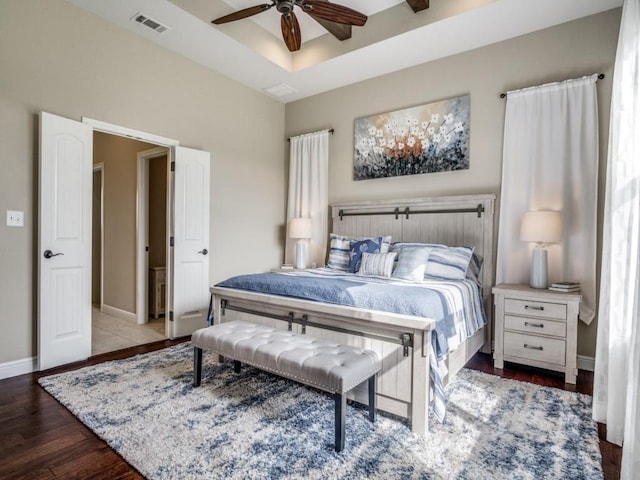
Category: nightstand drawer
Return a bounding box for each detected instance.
[504,332,566,366]
[504,315,567,338]
[504,298,567,320]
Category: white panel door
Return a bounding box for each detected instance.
[170,146,210,338]
[39,112,93,370]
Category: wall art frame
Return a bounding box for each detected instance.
[354,95,470,180]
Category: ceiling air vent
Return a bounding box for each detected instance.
[263,84,298,98]
[131,13,169,33]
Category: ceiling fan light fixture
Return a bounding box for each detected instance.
[276,0,295,15]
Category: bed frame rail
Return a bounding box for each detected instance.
[338,204,485,221]
[220,299,416,356]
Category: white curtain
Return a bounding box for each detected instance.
[285,130,329,267]
[496,75,599,324]
[593,0,640,477]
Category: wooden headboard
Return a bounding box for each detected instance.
[330,194,496,351]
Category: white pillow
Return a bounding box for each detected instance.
[357,252,397,277]
[392,248,430,282]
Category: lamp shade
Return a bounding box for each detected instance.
[289,217,312,239]
[520,210,562,243]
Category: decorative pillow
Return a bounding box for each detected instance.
[466,253,484,286]
[349,237,383,273]
[357,252,397,278]
[392,248,430,282]
[391,242,475,280]
[327,234,392,271]
[426,245,475,280]
[327,234,352,271]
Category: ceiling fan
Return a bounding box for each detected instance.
[211,0,368,52]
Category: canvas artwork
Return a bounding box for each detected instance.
[354,95,470,180]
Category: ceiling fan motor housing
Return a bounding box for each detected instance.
[276,0,295,15]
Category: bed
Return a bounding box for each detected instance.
[210,194,495,435]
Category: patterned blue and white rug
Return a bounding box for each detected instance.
[39,343,602,479]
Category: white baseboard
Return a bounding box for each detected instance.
[577,355,595,372]
[0,356,37,380]
[101,304,137,322]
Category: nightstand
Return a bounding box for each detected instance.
[492,284,581,384]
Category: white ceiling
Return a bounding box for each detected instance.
[67,0,622,103]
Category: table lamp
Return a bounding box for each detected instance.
[520,210,562,289]
[289,217,312,269]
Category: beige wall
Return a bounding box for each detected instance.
[285,9,622,357]
[93,133,157,314]
[0,0,285,365]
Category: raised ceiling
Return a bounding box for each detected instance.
[67,0,621,103]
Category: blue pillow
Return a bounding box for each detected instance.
[390,242,474,280]
[349,237,382,273]
[327,234,392,271]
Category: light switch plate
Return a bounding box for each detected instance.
[6,210,24,227]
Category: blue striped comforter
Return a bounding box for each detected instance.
[215,268,487,420]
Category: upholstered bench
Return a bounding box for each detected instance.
[192,320,381,452]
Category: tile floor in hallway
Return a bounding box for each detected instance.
[92,306,167,356]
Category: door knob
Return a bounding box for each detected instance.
[198,248,208,255]
[43,250,64,259]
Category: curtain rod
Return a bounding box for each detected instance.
[287,128,334,142]
[499,73,605,99]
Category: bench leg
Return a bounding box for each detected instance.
[194,347,203,387]
[368,374,376,423]
[334,392,346,453]
[233,360,241,373]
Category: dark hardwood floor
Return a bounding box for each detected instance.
[0,343,622,479]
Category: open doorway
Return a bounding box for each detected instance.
[90,132,169,355]
[39,112,211,369]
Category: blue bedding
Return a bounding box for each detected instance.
[217,272,456,358]
[215,269,487,421]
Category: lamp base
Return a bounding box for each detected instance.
[295,239,307,269]
[530,246,548,289]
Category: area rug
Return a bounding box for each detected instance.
[39,343,603,480]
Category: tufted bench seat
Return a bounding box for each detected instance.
[192,320,381,452]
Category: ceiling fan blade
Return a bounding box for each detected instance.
[281,13,302,52]
[404,0,429,13]
[302,0,367,26]
[212,4,273,25]
[309,14,352,41]
[305,0,351,40]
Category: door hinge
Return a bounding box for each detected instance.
[171,161,175,172]
[170,236,174,247]
[169,311,174,321]
[145,246,149,252]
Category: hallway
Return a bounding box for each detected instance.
[92,307,166,356]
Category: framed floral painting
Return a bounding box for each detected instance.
[354,95,470,180]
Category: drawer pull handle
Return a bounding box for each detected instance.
[524,344,543,351]
[525,305,544,311]
[524,322,544,328]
